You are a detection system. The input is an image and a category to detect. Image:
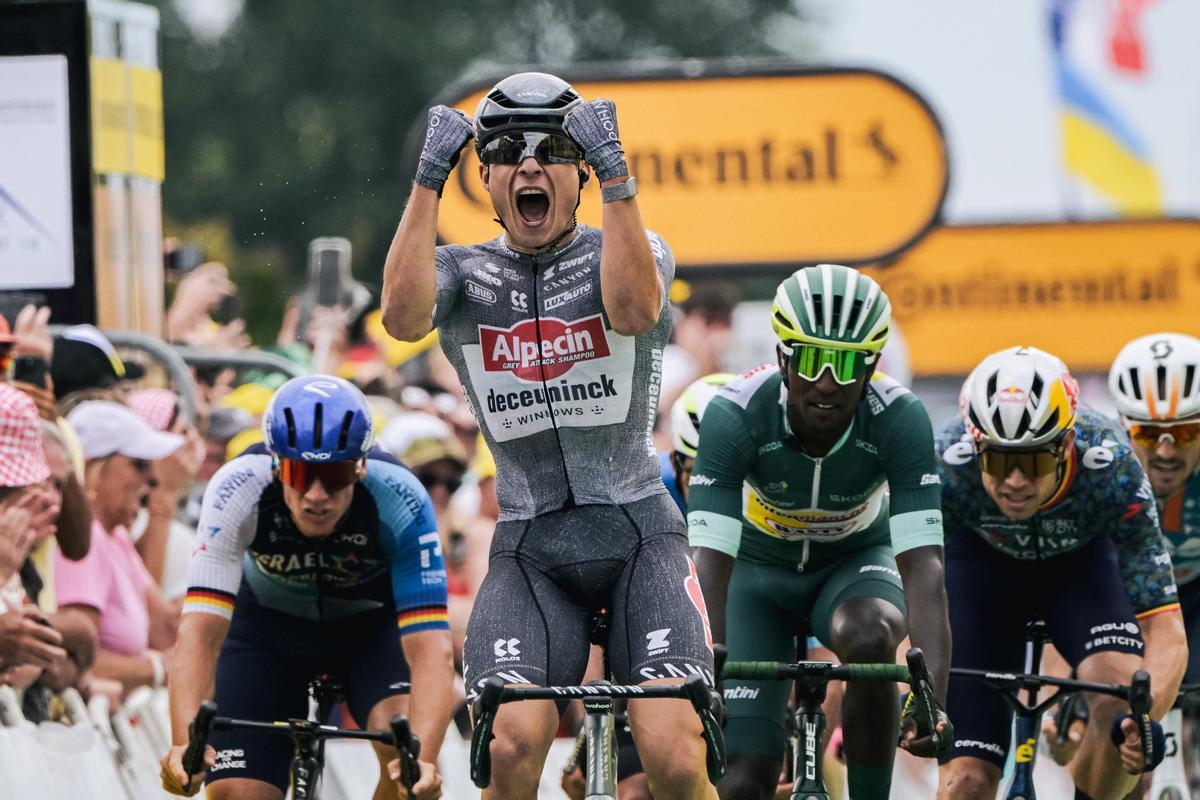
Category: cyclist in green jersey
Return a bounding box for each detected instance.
[690,264,951,800]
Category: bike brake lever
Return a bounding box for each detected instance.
[388,715,421,790]
[182,700,218,783]
[1129,670,1153,772]
[469,677,505,788]
[905,648,941,750]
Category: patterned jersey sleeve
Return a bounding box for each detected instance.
[933,417,978,540]
[431,246,462,328]
[645,229,675,312]
[365,462,450,636]
[1101,445,1180,617]
[875,395,944,554]
[687,396,755,557]
[183,455,274,619]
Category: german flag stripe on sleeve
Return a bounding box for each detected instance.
[184,587,237,619]
[397,604,449,631]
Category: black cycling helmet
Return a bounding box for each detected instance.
[474,72,582,154]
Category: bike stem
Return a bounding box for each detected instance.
[583,690,618,800]
[790,676,831,800]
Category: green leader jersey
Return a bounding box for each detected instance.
[686,365,944,569]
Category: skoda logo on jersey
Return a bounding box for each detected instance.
[480,314,611,382]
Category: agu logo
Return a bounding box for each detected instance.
[480,315,610,381]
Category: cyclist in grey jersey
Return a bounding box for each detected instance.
[431,225,672,518]
[381,72,716,800]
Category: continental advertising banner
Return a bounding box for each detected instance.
[862,220,1200,375]
[431,65,949,268]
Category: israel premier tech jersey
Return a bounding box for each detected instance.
[935,408,1178,617]
[432,224,674,521]
[686,366,944,569]
[183,454,449,635]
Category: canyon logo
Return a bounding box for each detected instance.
[480,314,610,382]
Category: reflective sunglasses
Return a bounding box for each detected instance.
[976,443,1065,480]
[277,458,362,492]
[1127,421,1200,449]
[784,343,872,385]
[479,131,582,166]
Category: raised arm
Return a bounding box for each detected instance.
[381,106,473,342]
[563,99,661,335]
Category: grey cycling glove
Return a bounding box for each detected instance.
[414,105,474,195]
[563,98,628,183]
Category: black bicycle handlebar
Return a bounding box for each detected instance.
[469,674,726,788]
[182,701,422,790]
[950,666,1154,770]
[722,648,942,749]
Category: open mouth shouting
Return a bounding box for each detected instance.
[514,186,551,227]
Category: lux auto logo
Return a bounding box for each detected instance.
[479,314,610,381]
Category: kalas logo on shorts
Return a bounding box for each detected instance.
[480,314,610,381]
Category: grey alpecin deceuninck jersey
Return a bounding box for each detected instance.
[433,224,675,521]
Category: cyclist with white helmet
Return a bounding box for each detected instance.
[161,376,453,800]
[690,264,951,800]
[936,346,1185,800]
[662,373,736,511]
[1110,334,1200,683]
[382,73,716,798]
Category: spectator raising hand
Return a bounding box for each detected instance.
[165,262,248,348]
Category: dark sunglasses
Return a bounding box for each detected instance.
[479,131,582,166]
[415,471,462,494]
[976,442,1066,480]
[277,458,362,492]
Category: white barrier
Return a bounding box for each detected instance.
[0,683,1082,800]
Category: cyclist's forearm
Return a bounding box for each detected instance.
[692,546,733,645]
[599,189,659,336]
[404,631,455,759]
[168,614,227,744]
[896,546,951,702]
[1139,608,1187,718]
[381,185,440,342]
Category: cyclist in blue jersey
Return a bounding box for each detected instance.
[161,376,453,800]
[381,72,716,799]
[936,346,1186,800]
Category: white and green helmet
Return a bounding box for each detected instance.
[770,264,891,356]
[670,373,736,458]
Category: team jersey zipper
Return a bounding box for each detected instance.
[796,457,822,573]
[529,252,577,509]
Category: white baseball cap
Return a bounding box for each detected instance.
[67,400,185,461]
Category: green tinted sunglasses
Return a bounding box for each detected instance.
[784,343,873,385]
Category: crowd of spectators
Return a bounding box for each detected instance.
[0,250,737,740]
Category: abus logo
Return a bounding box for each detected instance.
[480,315,610,381]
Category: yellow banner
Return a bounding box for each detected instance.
[861,220,1200,375]
[437,69,948,266]
[130,65,164,181]
[90,57,129,174]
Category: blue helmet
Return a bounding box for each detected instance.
[262,376,374,462]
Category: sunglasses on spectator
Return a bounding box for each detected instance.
[1127,421,1200,448]
[479,132,582,166]
[976,441,1067,480]
[415,471,462,494]
[277,458,362,492]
